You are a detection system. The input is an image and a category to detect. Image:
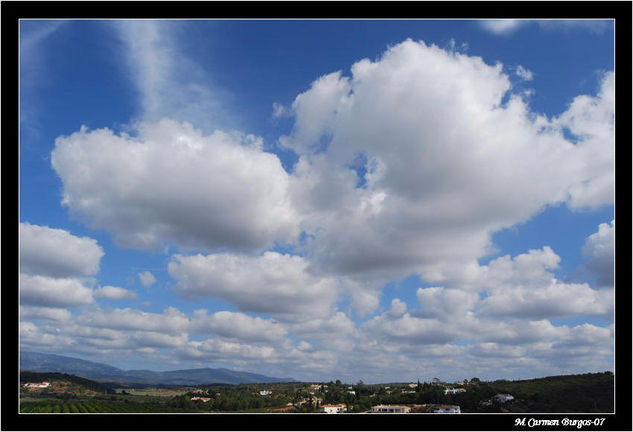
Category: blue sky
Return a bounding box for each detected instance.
[19,19,614,383]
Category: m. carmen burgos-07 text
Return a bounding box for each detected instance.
[514,418,606,428]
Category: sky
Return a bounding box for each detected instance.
[19,19,615,384]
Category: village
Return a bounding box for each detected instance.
[177,379,517,413]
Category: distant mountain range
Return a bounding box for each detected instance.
[20,351,294,385]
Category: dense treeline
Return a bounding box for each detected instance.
[161,372,615,413]
[487,372,614,413]
[347,373,613,413]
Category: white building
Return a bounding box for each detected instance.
[259,390,272,396]
[190,397,211,402]
[493,393,514,403]
[319,403,347,413]
[23,381,50,389]
[371,405,411,413]
[432,405,461,414]
[444,388,466,395]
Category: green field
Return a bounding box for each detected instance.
[116,388,188,397]
[20,398,198,413]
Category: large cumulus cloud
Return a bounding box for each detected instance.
[51,119,299,252]
[283,40,613,283]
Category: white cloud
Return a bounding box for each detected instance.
[467,322,614,378]
[362,312,463,345]
[479,319,569,346]
[18,224,107,311]
[280,71,351,155]
[272,102,288,118]
[78,307,189,334]
[20,222,104,278]
[20,305,72,322]
[515,65,533,81]
[20,321,76,351]
[474,248,613,319]
[290,312,358,353]
[190,310,287,343]
[415,246,612,320]
[479,20,527,35]
[138,271,156,288]
[554,72,614,209]
[179,339,278,362]
[582,220,614,287]
[51,119,300,252]
[20,274,94,308]
[342,279,381,317]
[169,252,339,320]
[131,331,188,348]
[387,298,407,318]
[479,20,610,36]
[296,341,314,352]
[94,286,137,300]
[474,246,561,289]
[282,40,613,281]
[60,324,132,350]
[415,287,479,318]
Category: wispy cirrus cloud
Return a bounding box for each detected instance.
[479,19,611,36]
[112,20,237,132]
[20,20,67,134]
[479,20,527,35]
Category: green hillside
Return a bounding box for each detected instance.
[20,371,115,395]
[488,372,614,413]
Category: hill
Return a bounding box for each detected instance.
[20,351,294,385]
[20,371,115,395]
[20,351,125,379]
[488,372,614,413]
